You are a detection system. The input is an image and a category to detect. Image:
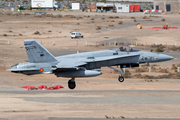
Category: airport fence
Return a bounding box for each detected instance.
[0,39,179,47]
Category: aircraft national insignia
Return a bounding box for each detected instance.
[40,68,44,72]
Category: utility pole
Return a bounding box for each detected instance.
[8,0,10,11]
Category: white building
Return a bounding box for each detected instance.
[115,4,129,12]
[72,3,80,10]
[107,0,153,2]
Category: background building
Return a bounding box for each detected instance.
[154,0,180,12]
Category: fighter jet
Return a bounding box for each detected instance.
[7,39,173,89]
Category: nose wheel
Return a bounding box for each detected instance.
[108,66,125,83]
[68,78,76,89]
[118,76,124,82]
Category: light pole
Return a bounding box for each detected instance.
[8,0,10,11]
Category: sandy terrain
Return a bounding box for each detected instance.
[0,11,180,120]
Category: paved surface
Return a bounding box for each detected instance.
[1,90,180,104]
[48,118,178,120]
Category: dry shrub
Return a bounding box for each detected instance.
[6,12,13,15]
[90,18,95,20]
[157,44,166,48]
[161,18,165,21]
[24,13,31,15]
[176,74,180,78]
[138,67,147,72]
[109,25,114,27]
[170,46,180,51]
[145,79,153,82]
[34,14,43,17]
[98,43,105,46]
[3,34,7,36]
[14,12,22,16]
[137,74,172,79]
[171,64,177,70]
[34,31,40,35]
[120,116,125,119]
[54,14,62,18]
[117,42,124,46]
[109,16,114,19]
[143,16,148,19]
[118,21,123,24]
[152,44,166,52]
[134,74,142,78]
[96,26,101,30]
[155,48,164,52]
[46,14,54,17]
[123,70,131,78]
[64,15,76,18]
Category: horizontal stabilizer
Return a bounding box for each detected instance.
[6,68,40,71]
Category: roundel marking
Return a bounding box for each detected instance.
[40,68,44,72]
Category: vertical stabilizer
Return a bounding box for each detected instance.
[24,39,57,63]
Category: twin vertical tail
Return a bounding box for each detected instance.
[24,39,57,63]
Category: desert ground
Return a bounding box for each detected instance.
[0,10,180,120]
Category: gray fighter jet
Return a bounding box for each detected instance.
[7,39,173,89]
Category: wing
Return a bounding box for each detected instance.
[55,54,140,70]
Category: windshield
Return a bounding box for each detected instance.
[110,46,140,52]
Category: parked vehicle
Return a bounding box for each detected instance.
[31,0,58,10]
[71,32,83,39]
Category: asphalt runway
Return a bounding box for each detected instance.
[1,90,180,105]
[48,118,178,120]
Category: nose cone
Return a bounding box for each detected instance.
[158,54,174,62]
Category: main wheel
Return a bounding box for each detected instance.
[118,76,124,82]
[68,80,76,89]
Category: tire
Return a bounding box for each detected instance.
[118,76,124,82]
[68,80,76,89]
[81,36,83,38]
[71,37,73,39]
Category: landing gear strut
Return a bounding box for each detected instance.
[118,68,124,82]
[68,78,76,89]
[109,66,124,82]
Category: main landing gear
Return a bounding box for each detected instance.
[109,66,124,83]
[68,78,76,89]
[118,76,124,82]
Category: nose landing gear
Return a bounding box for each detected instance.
[118,76,124,82]
[109,66,125,83]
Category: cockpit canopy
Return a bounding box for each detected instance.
[110,46,140,52]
